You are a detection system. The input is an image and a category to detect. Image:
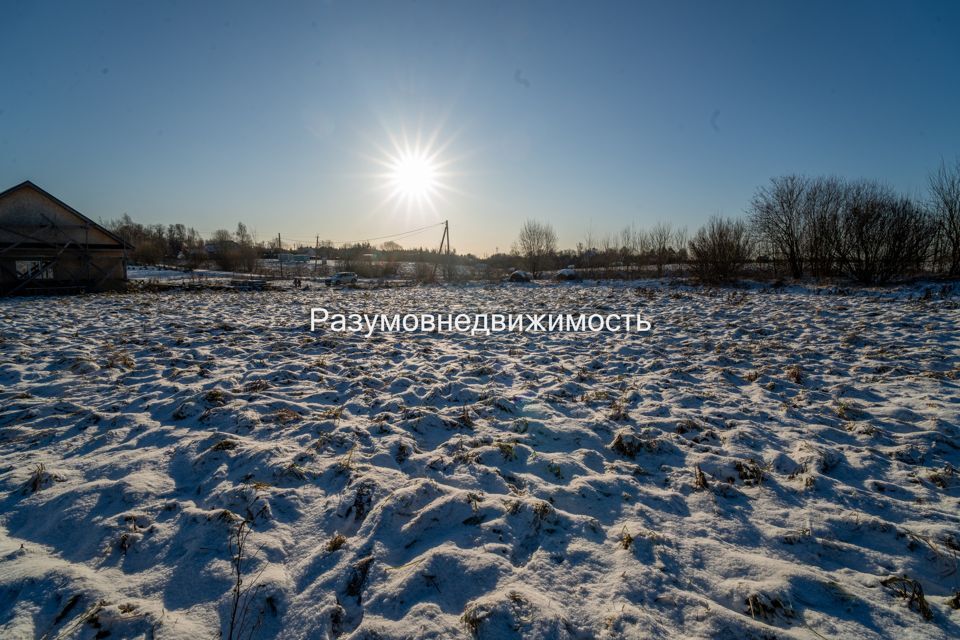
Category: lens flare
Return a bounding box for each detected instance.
[388,149,439,204]
[370,126,459,216]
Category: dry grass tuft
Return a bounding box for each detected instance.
[532,500,553,522]
[243,379,270,393]
[211,439,238,452]
[744,592,795,621]
[835,400,854,420]
[337,444,357,473]
[205,389,228,405]
[880,575,933,620]
[345,556,374,600]
[929,465,955,489]
[281,462,308,481]
[693,465,709,490]
[395,442,411,464]
[608,398,630,421]
[24,463,62,493]
[106,351,135,369]
[735,459,765,486]
[326,533,347,553]
[319,405,345,426]
[619,525,634,549]
[610,431,660,458]
[461,602,487,636]
[785,364,803,384]
[28,463,47,493]
[272,408,300,424]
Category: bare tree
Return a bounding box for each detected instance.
[837,180,932,284]
[688,216,754,282]
[235,222,259,273]
[929,160,960,275]
[649,222,674,278]
[673,226,688,274]
[802,176,845,280]
[598,233,615,275]
[749,175,809,279]
[624,223,651,274]
[514,219,557,278]
[183,228,206,269]
[210,229,239,271]
[576,230,594,271]
[634,226,651,263]
[619,225,636,272]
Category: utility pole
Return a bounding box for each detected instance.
[433,220,449,281]
[277,233,283,278]
[445,220,451,280]
[314,235,319,275]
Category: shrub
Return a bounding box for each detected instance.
[836,180,932,284]
[688,216,753,282]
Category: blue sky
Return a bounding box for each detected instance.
[2,1,958,254]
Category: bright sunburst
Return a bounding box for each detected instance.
[370,127,458,215]
[387,149,439,205]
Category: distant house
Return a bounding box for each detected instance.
[0,181,132,295]
[205,239,239,255]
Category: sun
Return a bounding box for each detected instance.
[370,127,458,215]
[388,149,439,203]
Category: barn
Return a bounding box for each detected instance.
[0,181,132,295]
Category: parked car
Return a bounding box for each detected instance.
[328,271,358,286]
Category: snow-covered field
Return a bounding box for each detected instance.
[126,266,269,283]
[1,284,959,639]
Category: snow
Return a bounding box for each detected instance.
[127,266,270,283]
[1,283,958,638]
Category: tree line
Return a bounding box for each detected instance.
[108,217,474,275]
[511,160,960,284]
[110,160,960,284]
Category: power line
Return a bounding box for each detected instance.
[160,221,447,248]
[278,222,446,247]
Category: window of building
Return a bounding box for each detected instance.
[15,260,55,280]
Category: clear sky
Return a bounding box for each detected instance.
[2,1,959,255]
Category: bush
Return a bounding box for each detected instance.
[750,175,935,283]
[514,219,557,278]
[803,177,845,280]
[749,175,808,279]
[929,160,960,276]
[688,216,753,282]
[836,180,932,284]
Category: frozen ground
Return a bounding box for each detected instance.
[0,283,958,639]
[127,266,269,283]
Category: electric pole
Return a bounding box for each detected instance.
[445,220,451,280]
[433,220,449,281]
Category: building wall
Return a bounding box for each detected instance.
[0,186,128,294]
[0,187,117,246]
[0,252,127,293]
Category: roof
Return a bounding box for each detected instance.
[0,180,133,249]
